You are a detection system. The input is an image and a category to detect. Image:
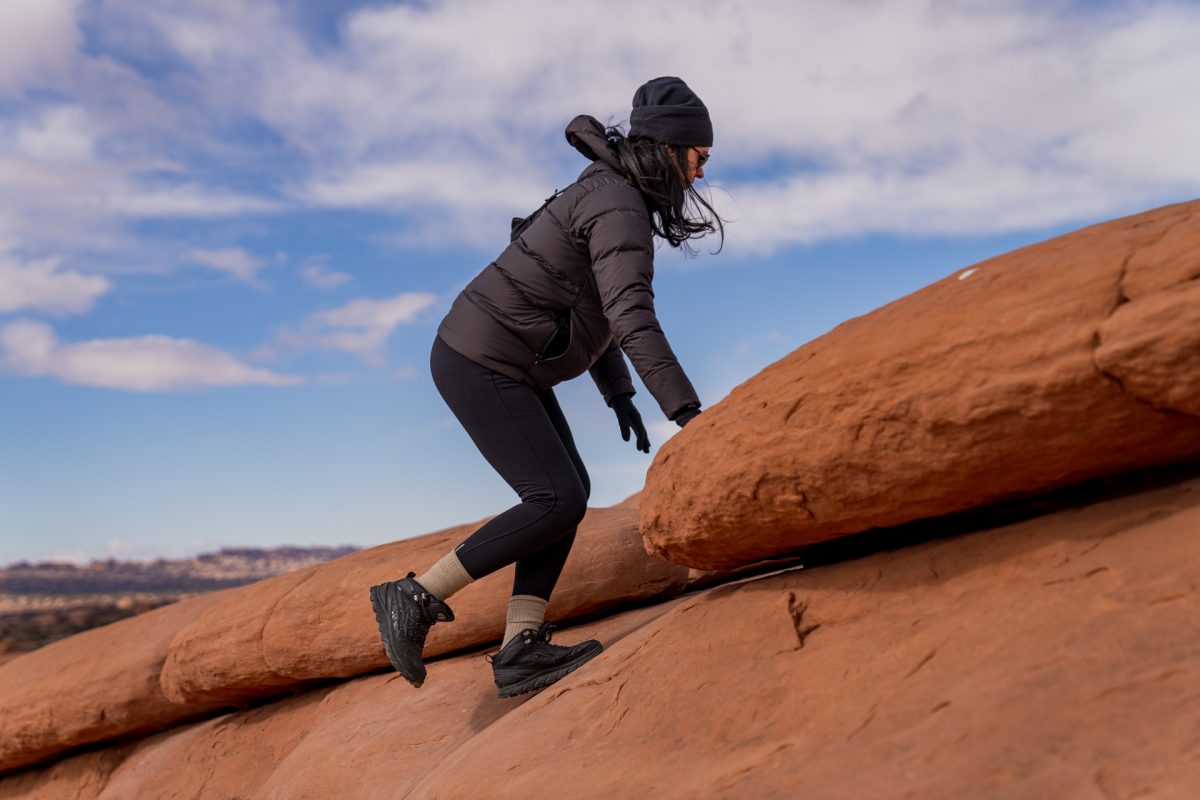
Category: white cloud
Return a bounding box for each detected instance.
[0,0,81,93]
[12,106,95,161]
[2,0,1199,270]
[0,319,300,391]
[299,261,352,289]
[275,292,438,364]
[0,247,111,316]
[187,247,267,283]
[142,0,1200,249]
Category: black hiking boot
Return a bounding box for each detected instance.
[487,622,603,698]
[369,572,454,687]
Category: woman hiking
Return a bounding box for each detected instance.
[370,76,724,698]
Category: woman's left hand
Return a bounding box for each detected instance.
[610,393,650,454]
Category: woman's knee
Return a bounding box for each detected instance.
[521,480,586,525]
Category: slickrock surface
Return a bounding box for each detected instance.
[642,201,1200,570]
[417,476,1200,799]
[0,600,682,799]
[162,507,686,705]
[160,566,321,706]
[0,507,686,772]
[0,746,134,800]
[1095,278,1200,417]
[260,506,685,681]
[3,476,1197,798]
[0,591,232,774]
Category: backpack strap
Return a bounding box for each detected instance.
[510,188,565,242]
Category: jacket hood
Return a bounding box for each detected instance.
[565,115,624,171]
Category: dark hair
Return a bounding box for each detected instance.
[605,124,725,255]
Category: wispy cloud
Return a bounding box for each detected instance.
[2,0,1199,270]
[187,247,267,283]
[103,0,1199,251]
[299,259,352,290]
[0,246,111,316]
[0,319,300,391]
[273,292,439,364]
[0,0,81,94]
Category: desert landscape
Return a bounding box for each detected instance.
[0,547,357,666]
[0,200,1197,797]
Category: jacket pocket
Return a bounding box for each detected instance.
[534,312,572,363]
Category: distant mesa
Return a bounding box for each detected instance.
[0,545,360,658]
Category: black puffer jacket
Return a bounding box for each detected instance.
[436,115,700,419]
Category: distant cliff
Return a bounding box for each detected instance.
[0,545,359,658]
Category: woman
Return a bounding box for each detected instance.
[370,76,724,698]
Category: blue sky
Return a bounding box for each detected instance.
[2,0,1198,565]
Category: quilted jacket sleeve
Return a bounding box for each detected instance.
[588,337,635,406]
[572,179,700,419]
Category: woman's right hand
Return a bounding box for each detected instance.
[610,393,651,454]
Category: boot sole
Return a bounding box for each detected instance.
[496,644,603,698]
[369,583,425,688]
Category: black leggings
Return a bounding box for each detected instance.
[430,335,589,600]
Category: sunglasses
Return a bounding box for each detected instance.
[691,147,710,168]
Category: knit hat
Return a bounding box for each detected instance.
[629,76,713,147]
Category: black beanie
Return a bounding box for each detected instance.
[629,76,713,147]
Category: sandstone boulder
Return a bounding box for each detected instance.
[96,685,334,800]
[642,201,1200,570]
[1095,277,1200,417]
[0,746,133,800]
[262,506,686,680]
[0,600,681,798]
[416,475,1200,799]
[5,474,1197,798]
[0,591,231,774]
[159,507,687,708]
[160,566,321,706]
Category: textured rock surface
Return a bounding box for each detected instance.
[0,746,133,800]
[0,601,681,799]
[0,507,686,772]
[0,591,230,774]
[642,201,1200,570]
[3,476,1197,798]
[259,506,686,681]
[96,686,334,800]
[160,566,321,706]
[1096,278,1200,417]
[417,476,1200,799]
[160,507,687,708]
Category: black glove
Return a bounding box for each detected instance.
[673,403,702,428]
[610,393,650,453]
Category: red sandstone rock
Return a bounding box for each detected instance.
[1122,206,1200,299]
[1096,278,1200,417]
[0,591,231,774]
[5,477,1198,798]
[96,686,334,800]
[1,601,680,798]
[0,746,133,800]
[642,201,1200,570]
[260,506,687,681]
[160,566,321,706]
[414,476,1200,799]
[160,508,687,709]
[256,601,679,799]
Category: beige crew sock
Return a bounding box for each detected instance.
[413,550,474,603]
[502,595,549,647]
